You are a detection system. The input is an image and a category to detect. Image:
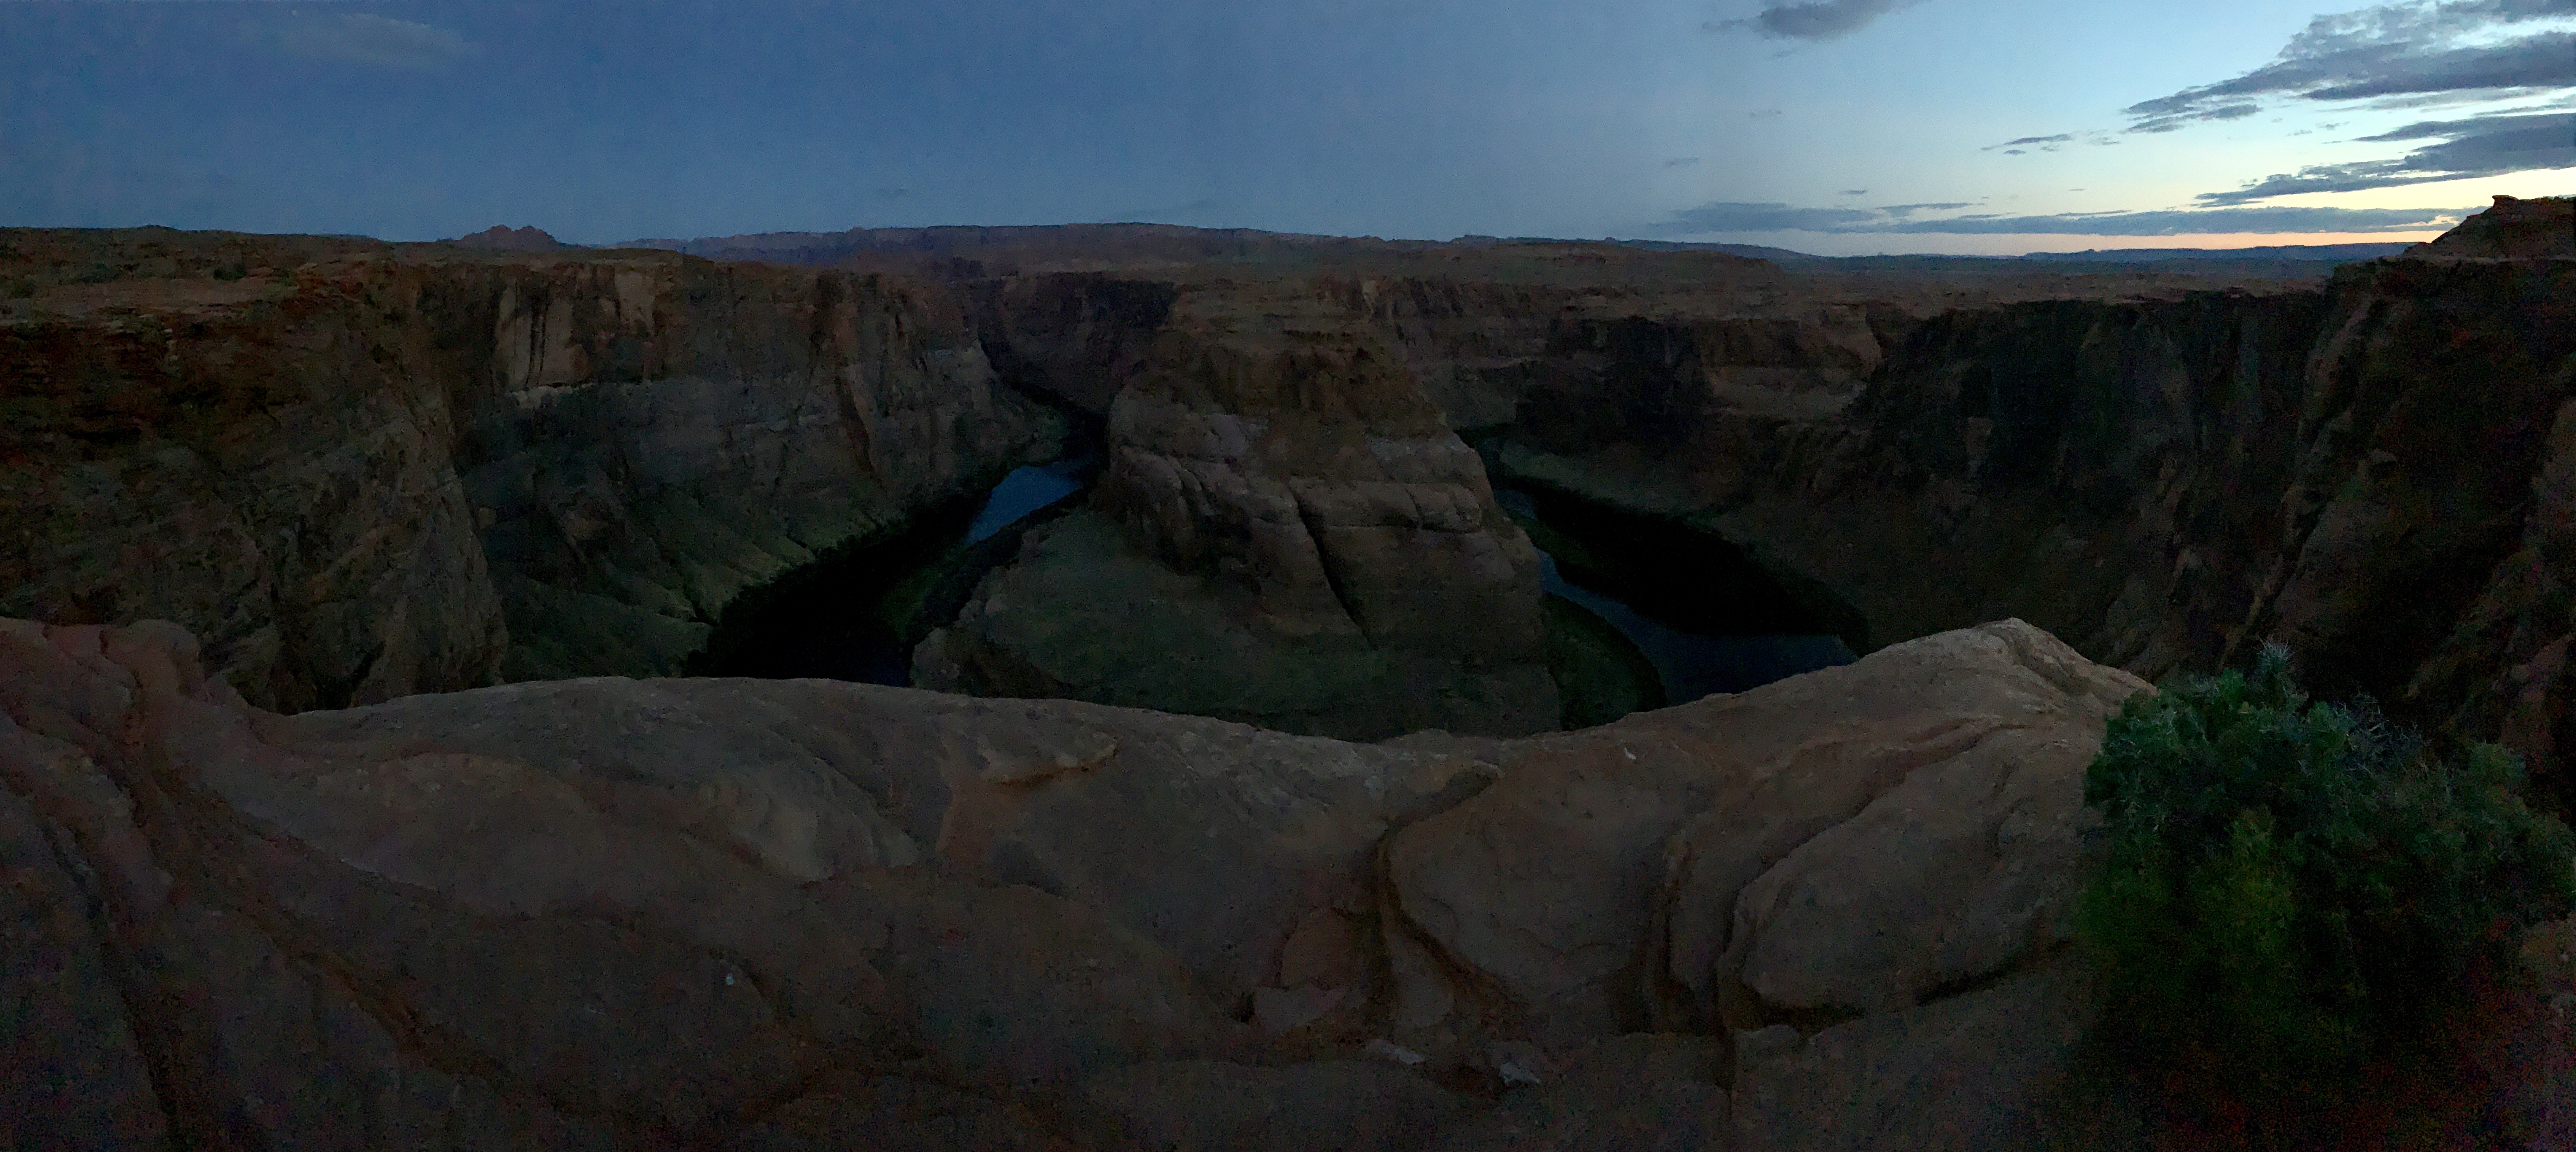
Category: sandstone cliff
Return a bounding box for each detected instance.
[921,289,1559,739]
[1474,198,2576,798]
[0,235,1058,710]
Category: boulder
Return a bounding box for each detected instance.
[1380,619,2147,1051]
[0,612,2152,1148]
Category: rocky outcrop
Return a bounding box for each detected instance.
[2405,195,2573,259]
[0,238,1059,709]
[922,289,1559,740]
[1,612,2167,1149]
[1375,620,2146,1060]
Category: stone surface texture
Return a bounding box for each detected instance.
[0,238,1059,710]
[4,612,2158,1150]
[1473,198,2576,797]
[921,288,1560,739]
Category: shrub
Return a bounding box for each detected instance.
[2076,643,2576,1085]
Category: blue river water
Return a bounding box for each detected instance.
[1494,489,1854,704]
[962,459,1092,545]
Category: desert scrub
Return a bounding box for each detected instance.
[2076,643,2576,1085]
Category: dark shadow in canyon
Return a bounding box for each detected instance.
[685,452,1104,684]
[1495,485,1866,715]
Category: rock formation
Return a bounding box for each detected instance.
[1473,196,2576,798]
[3,612,2216,1149]
[447,225,573,252]
[920,289,1559,740]
[2404,195,2575,260]
[0,238,1059,710]
[9,206,2576,1148]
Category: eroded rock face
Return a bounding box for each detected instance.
[1377,620,2148,1056]
[460,258,1060,682]
[1481,198,2576,797]
[2405,195,2575,260]
[0,241,1059,709]
[0,613,2149,1150]
[924,289,1559,740]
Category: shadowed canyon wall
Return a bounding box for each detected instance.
[1469,227,2576,792]
[5,204,2569,776]
[1,243,1058,711]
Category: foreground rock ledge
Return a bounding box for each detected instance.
[4,613,2155,1150]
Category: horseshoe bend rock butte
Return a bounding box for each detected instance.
[918,288,1560,740]
[6,613,2154,1150]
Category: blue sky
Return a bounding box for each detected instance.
[3,0,2569,254]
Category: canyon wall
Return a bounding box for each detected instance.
[0,242,1057,710]
[1477,225,2576,789]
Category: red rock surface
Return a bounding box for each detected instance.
[0,612,2163,1149]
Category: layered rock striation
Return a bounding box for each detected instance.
[0,236,1058,710]
[1475,198,2576,795]
[921,290,1559,740]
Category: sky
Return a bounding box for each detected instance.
[1,0,2569,254]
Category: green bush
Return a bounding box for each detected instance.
[2077,643,2576,1083]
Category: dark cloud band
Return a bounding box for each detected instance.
[2195,110,2576,203]
[2122,2,2575,130]
[1705,0,1921,41]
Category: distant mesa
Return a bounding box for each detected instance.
[447,225,569,252]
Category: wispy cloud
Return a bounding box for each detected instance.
[1838,188,1869,195]
[1664,156,1703,168]
[2195,109,2575,202]
[270,14,473,70]
[1988,133,2074,149]
[2122,0,2576,132]
[1704,0,1924,41]
[1982,129,2125,151]
[1652,200,2472,235]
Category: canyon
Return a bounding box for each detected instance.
[2,197,2572,1148]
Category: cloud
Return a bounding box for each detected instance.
[1984,129,2127,149]
[1838,188,1869,195]
[272,14,473,70]
[1880,201,1974,215]
[1654,199,2471,235]
[1862,205,2469,233]
[2122,0,2575,131]
[1664,157,1703,168]
[2194,109,2574,202]
[1705,0,1923,41]
[1653,201,1883,232]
